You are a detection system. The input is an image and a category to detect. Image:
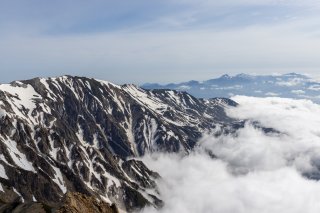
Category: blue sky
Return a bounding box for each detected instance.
[1,0,320,84]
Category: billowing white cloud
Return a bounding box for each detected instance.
[139,96,320,213]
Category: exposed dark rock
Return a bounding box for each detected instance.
[0,76,241,212]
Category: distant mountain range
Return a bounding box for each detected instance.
[142,73,320,103]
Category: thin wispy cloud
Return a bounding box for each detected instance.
[0,0,320,83]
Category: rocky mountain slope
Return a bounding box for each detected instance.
[0,192,118,213]
[143,73,320,103]
[0,76,240,212]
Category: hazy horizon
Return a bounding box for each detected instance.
[0,72,319,86]
[1,0,320,84]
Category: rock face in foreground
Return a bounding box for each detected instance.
[0,192,118,213]
[57,192,118,213]
[0,76,239,212]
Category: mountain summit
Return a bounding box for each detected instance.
[0,76,240,212]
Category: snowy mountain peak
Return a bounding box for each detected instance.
[0,75,239,212]
[220,74,231,79]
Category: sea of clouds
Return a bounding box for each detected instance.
[139,96,320,213]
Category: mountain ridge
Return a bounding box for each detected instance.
[142,73,320,102]
[0,75,240,212]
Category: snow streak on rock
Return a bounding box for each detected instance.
[0,76,238,212]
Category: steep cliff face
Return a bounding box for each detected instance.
[0,76,239,212]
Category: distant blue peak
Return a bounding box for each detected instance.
[142,72,311,89]
[186,80,200,85]
[282,72,308,78]
[220,74,231,79]
[219,73,255,80]
[236,73,254,79]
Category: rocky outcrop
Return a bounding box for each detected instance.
[0,192,118,213]
[57,192,118,213]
